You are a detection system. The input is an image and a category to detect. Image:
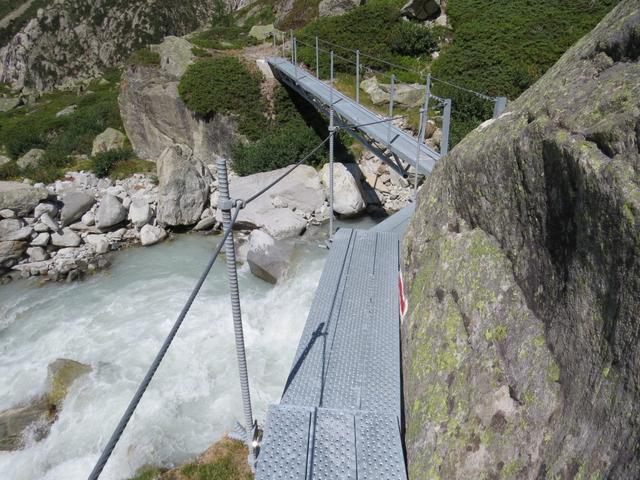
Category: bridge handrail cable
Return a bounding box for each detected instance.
[295,33,497,101]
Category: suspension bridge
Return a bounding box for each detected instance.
[86,35,504,480]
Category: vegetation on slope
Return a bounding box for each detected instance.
[179,56,331,176]
[129,437,253,480]
[0,0,50,47]
[0,69,153,183]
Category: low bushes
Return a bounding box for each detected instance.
[178,57,266,141]
[126,48,161,67]
[91,148,134,178]
[0,74,126,183]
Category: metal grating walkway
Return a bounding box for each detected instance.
[267,57,440,175]
[256,229,406,479]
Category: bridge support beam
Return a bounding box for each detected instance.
[217,158,256,469]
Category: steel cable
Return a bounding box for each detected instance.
[87,207,241,480]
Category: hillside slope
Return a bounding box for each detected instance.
[402,0,639,478]
[0,0,212,92]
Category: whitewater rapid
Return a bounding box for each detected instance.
[0,227,342,480]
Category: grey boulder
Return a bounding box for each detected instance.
[33,202,59,219]
[128,197,152,228]
[401,0,441,20]
[85,234,109,254]
[156,144,213,227]
[91,128,126,156]
[0,181,49,216]
[96,194,127,230]
[247,229,294,284]
[16,149,45,170]
[0,240,27,267]
[320,163,366,216]
[60,191,95,226]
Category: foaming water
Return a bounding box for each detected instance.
[0,231,330,480]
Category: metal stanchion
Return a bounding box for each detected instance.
[329,51,335,242]
[315,36,320,78]
[387,74,395,143]
[355,50,360,104]
[217,158,256,469]
[413,74,431,201]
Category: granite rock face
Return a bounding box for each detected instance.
[402,2,640,478]
[118,62,237,164]
[0,0,213,92]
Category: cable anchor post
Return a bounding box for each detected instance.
[216,157,256,470]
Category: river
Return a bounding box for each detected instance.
[0,217,377,480]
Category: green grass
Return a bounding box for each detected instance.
[296,2,436,77]
[427,0,620,145]
[433,0,620,99]
[127,48,161,67]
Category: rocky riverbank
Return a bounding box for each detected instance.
[0,144,414,285]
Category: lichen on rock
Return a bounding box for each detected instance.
[402,1,640,478]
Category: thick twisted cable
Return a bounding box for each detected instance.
[87,207,241,480]
[244,135,331,206]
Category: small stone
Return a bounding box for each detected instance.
[106,228,127,242]
[40,212,60,233]
[0,209,15,219]
[81,211,95,226]
[31,232,50,247]
[96,194,127,230]
[27,247,48,262]
[140,224,167,246]
[55,105,77,117]
[194,216,217,231]
[128,197,152,228]
[60,191,95,226]
[85,234,109,254]
[51,228,81,247]
[33,202,59,219]
[33,222,49,233]
[3,226,33,241]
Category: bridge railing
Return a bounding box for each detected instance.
[279,33,507,158]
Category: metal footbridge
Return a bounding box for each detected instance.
[87,35,503,480]
[257,228,406,479]
[267,57,440,176]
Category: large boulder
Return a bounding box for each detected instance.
[401,0,441,20]
[320,163,366,216]
[0,97,20,112]
[60,191,95,226]
[319,0,362,17]
[118,64,237,164]
[95,194,128,230]
[225,164,325,238]
[128,197,152,228]
[156,144,213,227]
[0,359,90,451]
[248,24,276,41]
[16,148,45,170]
[0,181,49,216]
[150,36,195,78]
[247,229,294,284]
[360,76,424,107]
[91,128,126,156]
[402,3,640,478]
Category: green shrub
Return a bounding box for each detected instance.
[390,21,437,57]
[179,57,266,141]
[91,149,134,178]
[232,119,325,176]
[0,161,20,181]
[127,48,160,67]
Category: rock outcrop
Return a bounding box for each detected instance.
[0,359,91,450]
[401,0,441,21]
[0,0,213,92]
[118,59,237,165]
[402,2,640,478]
[0,181,49,216]
[318,0,363,17]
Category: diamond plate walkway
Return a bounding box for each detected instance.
[256,229,406,479]
[267,57,440,176]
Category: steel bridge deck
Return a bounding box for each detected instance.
[256,229,406,480]
[267,57,440,176]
